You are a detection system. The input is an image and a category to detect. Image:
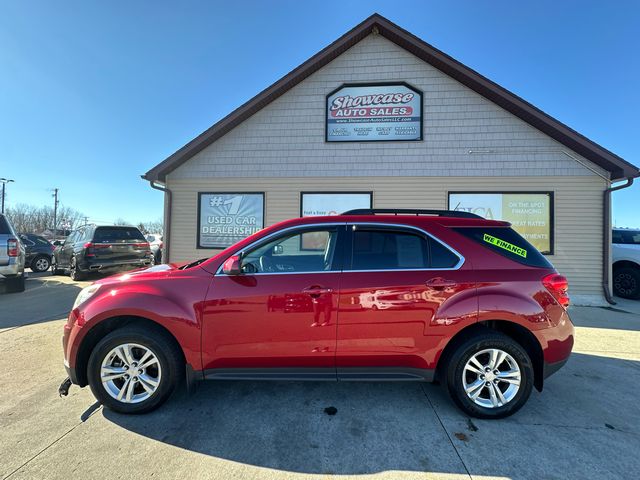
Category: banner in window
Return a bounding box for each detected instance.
[448,192,553,254]
[326,83,422,142]
[198,193,264,249]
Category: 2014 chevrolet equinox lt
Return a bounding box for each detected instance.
[60,210,574,419]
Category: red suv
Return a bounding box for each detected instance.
[60,210,573,419]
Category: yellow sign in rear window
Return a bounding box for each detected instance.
[483,233,527,258]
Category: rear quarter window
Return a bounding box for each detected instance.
[454,227,552,268]
[0,216,12,235]
[93,227,146,243]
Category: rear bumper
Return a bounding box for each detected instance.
[0,257,24,277]
[80,258,153,273]
[543,357,569,379]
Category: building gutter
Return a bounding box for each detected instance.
[603,177,634,304]
[146,179,172,263]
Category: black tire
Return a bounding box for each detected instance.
[87,325,183,414]
[444,331,534,419]
[6,274,26,293]
[30,255,51,273]
[69,256,87,281]
[613,266,640,299]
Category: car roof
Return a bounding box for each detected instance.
[269,214,510,229]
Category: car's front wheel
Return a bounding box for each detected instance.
[87,325,183,414]
[444,331,533,419]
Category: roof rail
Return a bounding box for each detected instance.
[342,208,484,219]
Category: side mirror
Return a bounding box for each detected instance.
[222,254,242,275]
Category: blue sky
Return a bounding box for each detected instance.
[1,0,638,226]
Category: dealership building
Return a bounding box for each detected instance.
[144,14,639,305]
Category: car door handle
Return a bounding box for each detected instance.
[425,277,457,288]
[302,286,333,297]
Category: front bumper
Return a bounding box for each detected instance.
[543,357,569,379]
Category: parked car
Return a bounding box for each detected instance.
[612,228,640,299]
[145,233,163,264]
[60,209,574,419]
[19,233,55,272]
[52,225,154,281]
[0,213,26,292]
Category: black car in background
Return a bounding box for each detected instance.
[18,233,55,272]
[52,225,154,281]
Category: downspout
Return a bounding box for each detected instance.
[146,179,172,264]
[603,177,634,304]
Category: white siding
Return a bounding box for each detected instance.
[163,32,609,300]
[168,34,608,180]
[167,175,606,297]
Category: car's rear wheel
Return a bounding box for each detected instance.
[31,255,51,273]
[69,256,87,281]
[613,266,640,299]
[87,326,183,414]
[444,332,533,419]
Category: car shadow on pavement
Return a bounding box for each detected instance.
[102,352,640,477]
[0,273,84,330]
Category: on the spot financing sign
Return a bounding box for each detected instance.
[326,83,422,142]
[449,192,552,254]
[198,193,264,249]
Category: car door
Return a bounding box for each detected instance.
[336,224,477,379]
[201,224,346,377]
[58,231,78,267]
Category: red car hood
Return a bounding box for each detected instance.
[92,263,186,285]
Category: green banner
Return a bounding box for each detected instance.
[483,233,528,258]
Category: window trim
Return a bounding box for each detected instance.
[215,222,464,276]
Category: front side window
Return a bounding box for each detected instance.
[241,228,339,274]
[349,227,459,270]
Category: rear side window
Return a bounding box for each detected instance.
[613,230,640,245]
[350,228,459,270]
[0,216,12,234]
[454,227,552,268]
[33,236,51,246]
[93,227,146,243]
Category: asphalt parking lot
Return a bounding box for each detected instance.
[0,272,639,480]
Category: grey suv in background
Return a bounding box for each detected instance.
[52,225,153,281]
[0,213,26,293]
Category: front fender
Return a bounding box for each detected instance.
[68,275,210,372]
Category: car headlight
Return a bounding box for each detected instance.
[73,284,101,309]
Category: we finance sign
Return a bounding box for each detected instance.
[326,83,422,142]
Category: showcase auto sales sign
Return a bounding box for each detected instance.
[326,83,422,142]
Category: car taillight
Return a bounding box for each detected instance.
[7,238,19,257]
[84,242,110,257]
[133,242,150,250]
[543,273,569,308]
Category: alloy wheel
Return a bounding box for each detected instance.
[34,257,50,272]
[462,348,521,408]
[100,343,162,404]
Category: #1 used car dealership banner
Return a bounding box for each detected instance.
[449,192,552,254]
[198,193,264,248]
[326,83,422,142]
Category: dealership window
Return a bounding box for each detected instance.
[197,192,264,249]
[300,192,372,217]
[448,192,553,254]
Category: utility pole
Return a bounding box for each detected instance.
[52,188,59,242]
[0,178,15,214]
[84,216,89,227]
